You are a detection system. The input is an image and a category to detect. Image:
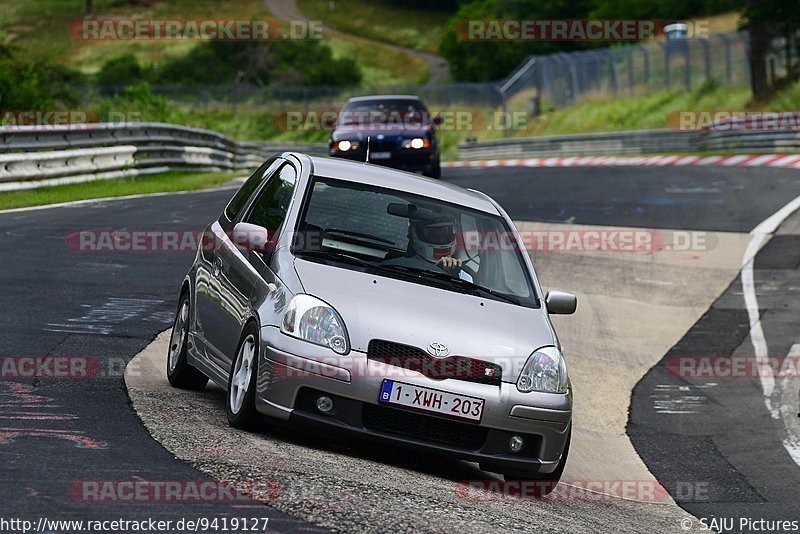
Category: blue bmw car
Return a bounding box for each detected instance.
[329,95,442,178]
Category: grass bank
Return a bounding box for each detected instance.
[0,170,238,211]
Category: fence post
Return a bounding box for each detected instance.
[702,39,712,82]
[566,54,579,101]
[639,45,650,86]
[739,32,751,83]
[626,47,635,93]
[609,54,619,95]
[659,42,671,89]
[718,34,733,83]
[684,42,692,90]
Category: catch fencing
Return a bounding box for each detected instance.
[498,31,762,107]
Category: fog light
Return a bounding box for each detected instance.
[316,396,334,413]
[509,435,524,453]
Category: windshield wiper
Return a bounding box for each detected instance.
[295,249,377,268]
[377,264,522,305]
[323,228,395,245]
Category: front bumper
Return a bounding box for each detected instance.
[256,327,572,476]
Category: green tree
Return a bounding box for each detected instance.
[155,40,361,87]
[742,0,800,101]
[440,0,596,82]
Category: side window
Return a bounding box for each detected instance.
[224,159,275,221]
[246,164,298,233]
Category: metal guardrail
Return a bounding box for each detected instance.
[459,130,700,159]
[459,129,800,159]
[703,130,800,153]
[0,122,327,191]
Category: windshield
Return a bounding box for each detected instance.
[292,176,539,307]
[338,99,429,128]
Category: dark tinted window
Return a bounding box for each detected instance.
[339,99,427,126]
[246,164,298,232]
[224,159,274,221]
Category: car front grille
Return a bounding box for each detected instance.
[362,403,488,450]
[369,139,397,152]
[367,339,503,387]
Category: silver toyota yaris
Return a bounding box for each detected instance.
[167,152,576,485]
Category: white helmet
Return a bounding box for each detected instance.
[410,217,456,262]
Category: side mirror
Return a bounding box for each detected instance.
[545,290,577,315]
[233,222,271,254]
[432,115,444,125]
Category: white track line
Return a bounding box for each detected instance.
[741,193,800,466]
[782,344,800,464]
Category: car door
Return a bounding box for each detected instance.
[213,162,299,368]
[194,158,280,370]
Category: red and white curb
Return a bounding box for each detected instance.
[444,154,800,169]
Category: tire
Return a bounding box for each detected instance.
[502,426,571,497]
[424,157,441,179]
[166,293,209,390]
[226,323,262,430]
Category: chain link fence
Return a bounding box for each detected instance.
[499,30,798,109]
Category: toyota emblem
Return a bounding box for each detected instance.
[427,342,449,357]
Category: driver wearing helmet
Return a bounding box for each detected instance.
[383,215,473,281]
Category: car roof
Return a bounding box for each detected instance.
[344,95,423,103]
[293,154,500,215]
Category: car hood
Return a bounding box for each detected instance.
[293,259,556,382]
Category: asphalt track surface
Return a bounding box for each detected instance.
[629,209,800,529]
[2,165,799,532]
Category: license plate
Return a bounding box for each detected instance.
[379,380,485,422]
[371,151,392,159]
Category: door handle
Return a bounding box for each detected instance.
[212,256,223,277]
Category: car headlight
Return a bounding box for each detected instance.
[402,137,430,149]
[281,294,349,354]
[517,346,568,393]
[335,140,358,151]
